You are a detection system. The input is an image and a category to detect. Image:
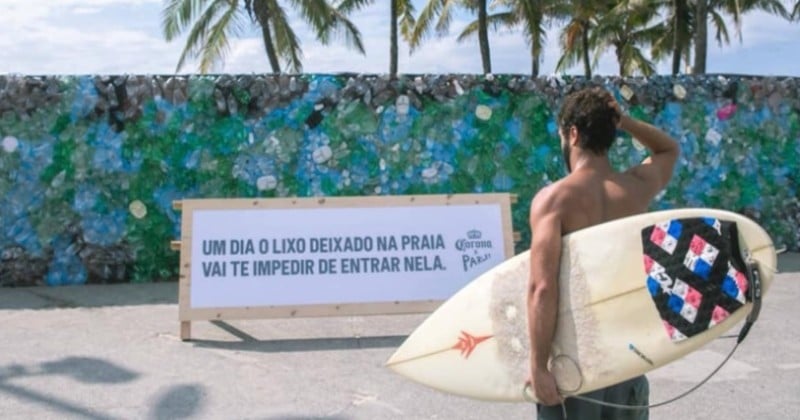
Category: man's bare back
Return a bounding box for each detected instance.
[544,165,654,235]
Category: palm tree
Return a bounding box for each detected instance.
[162,0,366,74]
[651,0,693,75]
[336,0,416,78]
[554,0,613,77]
[793,0,800,20]
[409,0,493,74]
[590,0,664,76]
[461,0,562,77]
[693,0,789,74]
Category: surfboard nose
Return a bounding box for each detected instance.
[384,334,445,368]
[384,347,406,367]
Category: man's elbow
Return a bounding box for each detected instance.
[528,281,556,303]
[670,140,681,156]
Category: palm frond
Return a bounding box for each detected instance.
[457,20,480,42]
[399,2,417,41]
[515,0,544,44]
[199,3,247,73]
[409,0,446,50]
[555,21,585,73]
[335,0,375,14]
[174,0,232,72]
[291,0,331,40]
[630,23,668,46]
[434,0,457,37]
[555,47,582,75]
[751,0,789,18]
[589,39,609,72]
[325,8,367,54]
[456,11,516,42]
[624,44,657,76]
[709,9,731,46]
[650,22,674,60]
[270,1,304,72]
[162,0,210,40]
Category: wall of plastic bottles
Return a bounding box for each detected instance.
[1,74,798,286]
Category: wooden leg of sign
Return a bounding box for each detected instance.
[180,321,192,341]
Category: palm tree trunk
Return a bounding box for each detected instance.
[693,0,708,74]
[581,21,591,78]
[671,40,681,75]
[531,14,542,77]
[683,48,692,73]
[477,0,491,74]
[390,0,398,78]
[531,43,539,77]
[671,0,686,75]
[252,1,281,73]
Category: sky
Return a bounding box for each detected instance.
[0,0,798,77]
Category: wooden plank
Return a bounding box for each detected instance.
[177,193,514,212]
[173,200,183,211]
[170,240,181,251]
[179,300,443,322]
[513,232,521,243]
[498,194,515,260]
[180,321,192,341]
[177,200,194,337]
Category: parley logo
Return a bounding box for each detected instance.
[455,229,493,272]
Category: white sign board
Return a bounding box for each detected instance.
[191,205,507,308]
[175,194,515,340]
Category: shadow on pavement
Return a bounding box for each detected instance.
[148,383,206,420]
[261,417,351,420]
[0,356,140,420]
[0,283,177,310]
[185,320,407,353]
[778,253,800,273]
[190,335,407,353]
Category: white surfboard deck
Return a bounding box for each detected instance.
[386,208,777,402]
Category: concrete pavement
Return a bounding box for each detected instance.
[1,254,799,419]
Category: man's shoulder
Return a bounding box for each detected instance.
[530,180,578,213]
[534,177,588,199]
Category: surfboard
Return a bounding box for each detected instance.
[386,208,777,402]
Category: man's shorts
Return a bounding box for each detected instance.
[536,375,649,420]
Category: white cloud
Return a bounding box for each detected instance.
[72,6,103,15]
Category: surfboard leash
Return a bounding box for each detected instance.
[523,340,742,417]
[523,259,766,417]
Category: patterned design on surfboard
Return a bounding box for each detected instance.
[641,217,751,341]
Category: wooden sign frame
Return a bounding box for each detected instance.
[172,193,517,340]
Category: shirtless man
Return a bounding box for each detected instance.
[527,87,680,419]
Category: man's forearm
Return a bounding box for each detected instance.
[528,287,558,369]
[619,115,678,155]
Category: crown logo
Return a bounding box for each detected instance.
[467,230,481,239]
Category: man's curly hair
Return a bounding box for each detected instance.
[557,87,619,155]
